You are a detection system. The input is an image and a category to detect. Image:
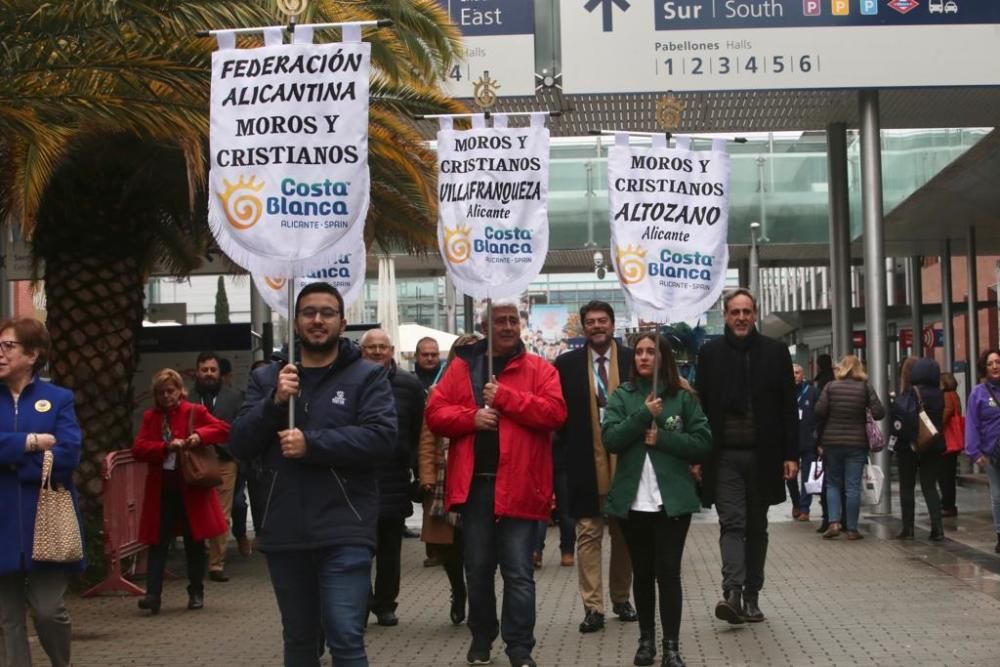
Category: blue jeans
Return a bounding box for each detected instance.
[461,476,537,660]
[798,452,816,514]
[984,455,1000,533]
[824,447,868,532]
[265,545,373,667]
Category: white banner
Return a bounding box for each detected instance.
[209,35,371,278]
[609,135,730,324]
[252,231,367,318]
[437,113,549,300]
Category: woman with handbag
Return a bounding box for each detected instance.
[133,368,229,614]
[813,355,885,541]
[964,348,1000,553]
[418,334,479,626]
[602,333,712,667]
[891,357,946,541]
[0,317,83,667]
[939,372,963,517]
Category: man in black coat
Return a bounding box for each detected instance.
[554,301,637,633]
[191,351,245,583]
[360,328,426,627]
[695,288,798,625]
[413,336,442,391]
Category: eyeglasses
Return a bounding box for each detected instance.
[297,308,340,320]
[0,341,22,355]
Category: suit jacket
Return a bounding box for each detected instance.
[554,342,634,519]
[191,385,244,459]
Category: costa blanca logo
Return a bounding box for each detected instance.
[264,276,286,291]
[332,390,347,406]
[218,176,265,230]
[616,245,648,285]
[444,225,472,264]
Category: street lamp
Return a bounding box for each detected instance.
[749,221,761,298]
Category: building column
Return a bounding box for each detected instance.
[827,123,852,358]
[941,240,954,373]
[908,256,923,357]
[859,90,890,514]
[967,227,979,378]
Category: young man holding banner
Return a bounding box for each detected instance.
[426,300,567,667]
[230,283,397,667]
[695,288,799,625]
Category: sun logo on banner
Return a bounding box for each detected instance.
[616,245,648,285]
[444,225,472,264]
[264,276,286,290]
[217,176,265,230]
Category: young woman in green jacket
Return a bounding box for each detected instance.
[602,332,713,667]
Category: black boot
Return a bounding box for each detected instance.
[137,594,161,615]
[893,526,914,540]
[742,593,765,623]
[633,630,656,666]
[450,588,466,625]
[995,533,1000,554]
[187,585,204,610]
[929,523,945,542]
[714,589,744,625]
[661,639,686,667]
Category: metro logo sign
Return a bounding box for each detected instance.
[888,0,919,13]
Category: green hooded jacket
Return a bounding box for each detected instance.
[602,380,713,518]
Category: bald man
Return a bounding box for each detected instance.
[360,329,425,626]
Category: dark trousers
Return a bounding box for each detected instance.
[620,511,691,642]
[266,545,373,667]
[461,476,537,660]
[798,452,816,514]
[231,465,249,538]
[428,530,467,601]
[534,469,575,555]
[938,453,958,512]
[898,449,943,533]
[370,516,405,614]
[146,471,206,597]
[715,449,769,595]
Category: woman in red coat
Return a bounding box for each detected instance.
[133,368,229,614]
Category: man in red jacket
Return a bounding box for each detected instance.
[426,299,567,667]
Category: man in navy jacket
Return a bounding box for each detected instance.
[230,283,397,667]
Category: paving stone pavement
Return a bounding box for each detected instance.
[32,494,1000,667]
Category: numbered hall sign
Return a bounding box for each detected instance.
[437,113,550,300]
[608,134,730,324]
[208,27,371,278]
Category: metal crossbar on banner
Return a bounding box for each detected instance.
[588,129,748,144]
[197,19,393,38]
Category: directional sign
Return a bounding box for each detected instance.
[561,0,1000,93]
[436,0,536,98]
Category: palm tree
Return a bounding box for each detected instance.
[0,0,464,531]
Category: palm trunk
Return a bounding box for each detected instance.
[44,252,145,517]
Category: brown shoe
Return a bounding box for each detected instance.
[797,513,810,522]
[822,523,842,539]
[846,532,864,541]
[237,536,252,557]
[532,552,542,569]
[560,553,574,567]
[792,508,802,519]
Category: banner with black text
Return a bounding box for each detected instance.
[437,113,549,300]
[209,28,370,277]
[609,134,730,323]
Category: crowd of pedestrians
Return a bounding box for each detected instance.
[5,281,1000,667]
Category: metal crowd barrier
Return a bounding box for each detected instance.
[82,449,149,597]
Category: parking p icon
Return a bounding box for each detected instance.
[803,0,821,15]
[861,0,878,14]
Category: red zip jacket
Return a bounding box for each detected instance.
[426,341,567,521]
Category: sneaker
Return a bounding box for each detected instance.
[509,656,536,667]
[466,645,492,665]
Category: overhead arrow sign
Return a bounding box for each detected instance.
[584,0,630,33]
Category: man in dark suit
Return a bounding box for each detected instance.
[696,288,798,625]
[191,351,245,582]
[554,301,637,634]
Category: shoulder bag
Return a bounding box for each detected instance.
[865,384,885,453]
[911,386,942,453]
[33,450,84,563]
[179,407,223,488]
